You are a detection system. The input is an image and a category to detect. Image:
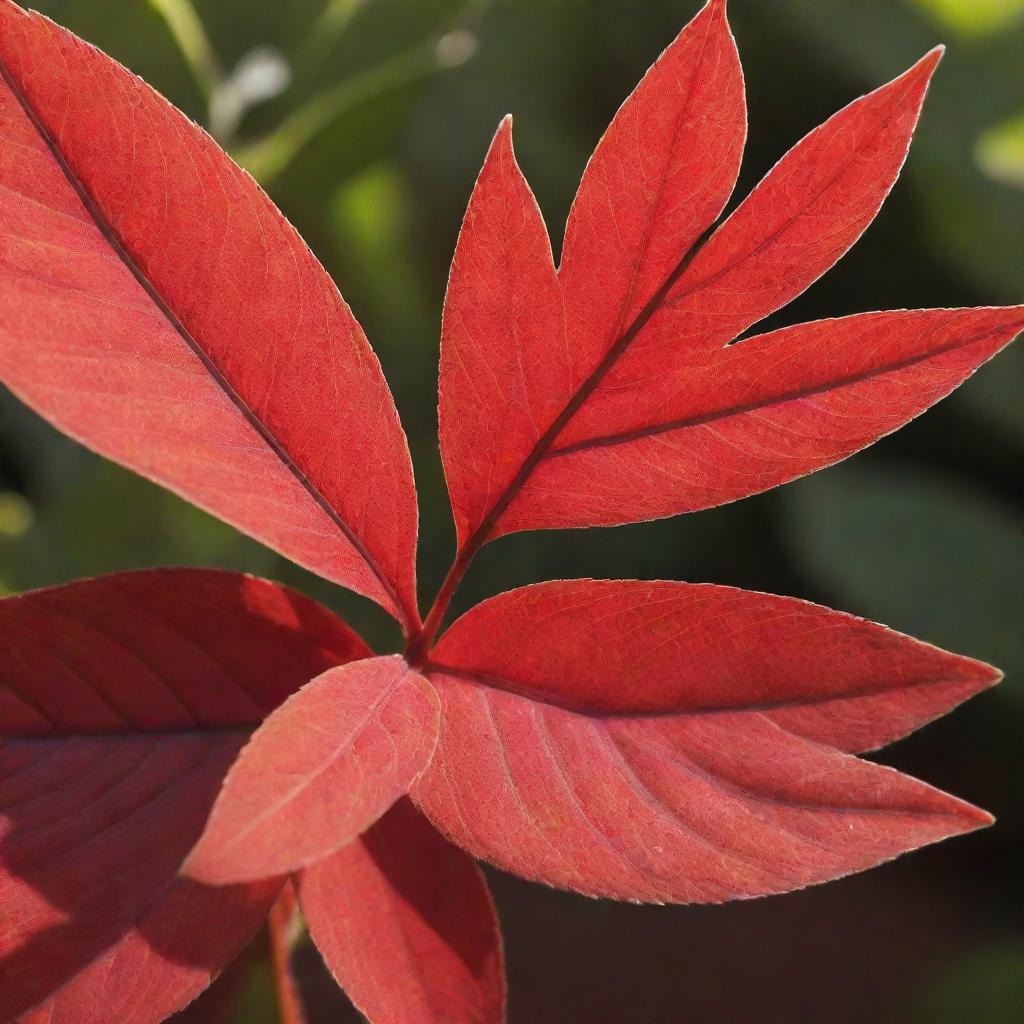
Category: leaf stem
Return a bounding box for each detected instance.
[237,42,449,185]
[268,882,308,1024]
[406,543,476,665]
[146,0,223,99]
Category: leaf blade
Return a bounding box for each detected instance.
[560,0,745,369]
[0,568,368,735]
[184,657,440,885]
[439,116,564,549]
[637,47,945,355]
[0,1,419,627]
[439,0,744,547]
[299,798,506,1024]
[508,306,1024,528]
[435,26,1021,548]
[5,735,279,1024]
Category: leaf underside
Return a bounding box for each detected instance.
[299,798,506,1024]
[0,570,365,1022]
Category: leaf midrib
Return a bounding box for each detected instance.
[544,320,1020,458]
[425,662,974,719]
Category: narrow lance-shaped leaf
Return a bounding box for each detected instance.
[413,580,997,904]
[439,14,1023,548]
[519,306,1024,526]
[184,656,440,886]
[438,115,566,551]
[299,798,506,1024]
[0,0,420,629]
[0,570,368,1024]
[559,0,745,378]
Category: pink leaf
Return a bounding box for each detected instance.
[0,0,420,628]
[299,798,505,1024]
[413,580,996,903]
[184,657,440,886]
[0,570,365,1023]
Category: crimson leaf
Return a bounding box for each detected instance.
[434,0,1022,598]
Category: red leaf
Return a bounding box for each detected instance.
[510,306,1024,526]
[413,580,995,903]
[437,17,1022,550]
[559,0,745,380]
[0,570,364,1023]
[0,0,420,629]
[0,0,1016,1015]
[439,116,565,551]
[184,657,440,886]
[633,48,942,355]
[299,798,505,1024]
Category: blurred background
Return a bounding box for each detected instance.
[1,0,1021,1020]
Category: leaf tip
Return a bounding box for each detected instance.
[698,0,731,33]
[1003,304,1024,334]
[496,113,515,144]
[486,114,518,167]
[931,783,996,834]
[179,836,231,887]
[951,651,1004,693]
[178,849,210,885]
[910,44,945,83]
[977,661,1005,688]
[957,801,995,831]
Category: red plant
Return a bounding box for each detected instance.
[0,0,1020,1020]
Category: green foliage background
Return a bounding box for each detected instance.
[1,1,1021,1021]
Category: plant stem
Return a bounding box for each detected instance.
[268,883,308,1024]
[146,0,223,98]
[406,543,476,665]
[236,43,444,185]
